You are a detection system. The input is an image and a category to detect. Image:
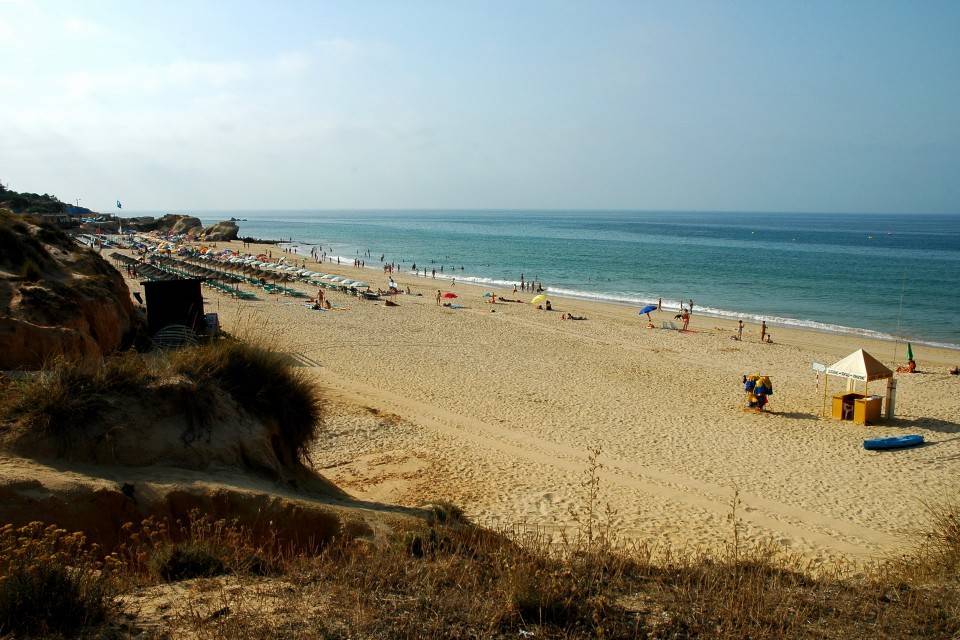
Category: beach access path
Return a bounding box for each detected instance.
[120,241,960,563]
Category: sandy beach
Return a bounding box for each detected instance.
[122,240,960,563]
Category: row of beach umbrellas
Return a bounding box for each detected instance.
[190,252,369,288]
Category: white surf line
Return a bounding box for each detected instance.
[315,373,904,559]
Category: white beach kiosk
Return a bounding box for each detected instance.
[822,349,895,426]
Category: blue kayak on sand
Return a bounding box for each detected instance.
[863,435,924,451]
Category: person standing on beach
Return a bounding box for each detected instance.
[760,320,767,343]
[689,299,694,314]
[680,307,690,331]
[432,269,436,278]
[436,289,442,306]
[737,320,744,341]
[658,297,662,310]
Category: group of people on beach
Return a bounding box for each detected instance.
[729,319,773,343]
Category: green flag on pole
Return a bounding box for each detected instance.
[906,342,914,361]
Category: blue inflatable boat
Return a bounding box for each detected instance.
[863,435,924,451]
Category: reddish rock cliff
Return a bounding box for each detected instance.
[0,210,141,369]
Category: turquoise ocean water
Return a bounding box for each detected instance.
[183,210,959,349]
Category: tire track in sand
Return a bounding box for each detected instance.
[316,372,904,560]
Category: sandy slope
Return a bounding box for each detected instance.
[123,241,960,562]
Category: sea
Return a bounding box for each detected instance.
[179,210,959,350]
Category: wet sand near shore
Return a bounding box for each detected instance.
[121,240,960,563]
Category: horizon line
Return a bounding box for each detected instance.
[112,207,960,217]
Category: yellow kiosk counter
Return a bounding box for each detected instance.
[831,393,883,425]
[824,349,895,426]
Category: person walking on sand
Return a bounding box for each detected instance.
[658,297,662,310]
[760,320,767,343]
[436,289,442,306]
[737,319,743,341]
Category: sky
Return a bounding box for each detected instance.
[1,1,958,213]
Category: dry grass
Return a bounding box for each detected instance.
[0,339,323,465]
[1,499,959,639]
[0,352,151,449]
[0,523,119,638]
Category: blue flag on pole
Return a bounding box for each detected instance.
[116,200,122,209]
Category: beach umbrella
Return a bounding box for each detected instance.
[353,281,368,288]
[639,303,658,323]
[906,342,914,361]
[442,292,458,299]
[482,292,493,298]
[530,294,547,305]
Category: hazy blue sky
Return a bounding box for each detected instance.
[1,1,958,213]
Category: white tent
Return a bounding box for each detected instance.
[823,349,896,419]
[825,349,893,383]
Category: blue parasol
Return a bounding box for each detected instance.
[638,304,658,315]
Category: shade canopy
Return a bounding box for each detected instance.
[826,349,893,382]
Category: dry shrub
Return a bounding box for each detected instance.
[150,543,227,582]
[3,502,960,639]
[119,511,287,585]
[0,523,119,638]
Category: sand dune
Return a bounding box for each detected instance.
[124,241,960,562]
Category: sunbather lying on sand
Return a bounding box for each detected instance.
[561,313,586,320]
[896,359,917,373]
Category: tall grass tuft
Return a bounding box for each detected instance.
[0,340,323,466]
[1,352,151,447]
[169,339,324,464]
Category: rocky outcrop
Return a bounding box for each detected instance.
[202,220,239,241]
[122,214,203,236]
[0,211,141,370]
[164,214,204,236]
[121,214,239,240]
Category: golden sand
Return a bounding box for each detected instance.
[125,240,960,562]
